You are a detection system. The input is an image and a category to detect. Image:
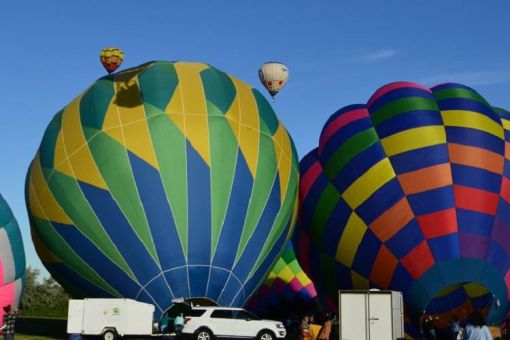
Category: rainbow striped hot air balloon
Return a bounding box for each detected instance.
[246,241,320,319]
[0,195,24,324]
[295,82,510,330]
[26,61,299,316]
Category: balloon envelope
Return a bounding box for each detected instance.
[246,241,320,318]
[0,194,25,324]
[100,47,124,74]
[295,82,510,327]
[259,62,289,99]
[26,61,299,316]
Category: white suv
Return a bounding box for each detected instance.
[182,306,286,339]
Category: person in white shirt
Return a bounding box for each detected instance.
[464,311,492,340]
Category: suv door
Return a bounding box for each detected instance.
[210,309,236,337]
[232,310,260,337]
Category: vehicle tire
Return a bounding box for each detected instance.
[257,330,275,340]
[194,328,214,340]
[102,329,117,340]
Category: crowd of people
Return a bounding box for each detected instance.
[293,309,504,340]
[159,312,185,339]
[284,313,339,340]
[420,310,498,340]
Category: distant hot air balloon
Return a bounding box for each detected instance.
[99,47,124,74]
[295,82,510,332]
[0,194,25,325]
[26,61,299,317]
[259,62,289,102]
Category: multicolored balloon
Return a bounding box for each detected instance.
[99,47,124,74]
[0,194,25,324]
[427,282,493,328]
[246,241,320,318]
[259,62,289,101]
[295,82,510,327]
[26,61,299,316]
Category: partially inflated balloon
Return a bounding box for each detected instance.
[426,282,493,328]
[246,241,320,318]
[296,82,510,327]
[0,195,25,324]
[259,62,289,101]
[26,61,299,316]
[100,47,124,74]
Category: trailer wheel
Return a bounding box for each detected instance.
[102,329,118,340]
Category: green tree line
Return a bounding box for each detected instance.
[20,267,69,318]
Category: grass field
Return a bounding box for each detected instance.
[17,335,60,340]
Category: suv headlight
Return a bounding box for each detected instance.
[277,323,285,329]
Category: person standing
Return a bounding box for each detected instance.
[450,315,462,340]
[174,313,185,335]
[317,314,332,340]
[300,315,312,340]
[1,305,17,340]
[420,310,437,340]
[159,312,171,333]
[464,311,492,340]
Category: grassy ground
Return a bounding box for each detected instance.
[17,335,61,340]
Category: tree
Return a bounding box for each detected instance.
[20,267,69,317]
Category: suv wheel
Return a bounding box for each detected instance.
[195,328,214,340]
[258,330,275,340]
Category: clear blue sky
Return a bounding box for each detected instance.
[2,0,510,276]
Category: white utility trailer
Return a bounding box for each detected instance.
[67,298,155,340]
[339,290,404,340]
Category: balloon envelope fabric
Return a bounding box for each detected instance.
[0,194,25,324]
[295,82,510,325]
[26,61,299,316]
[246,241,320,318]
[426,282,493,328]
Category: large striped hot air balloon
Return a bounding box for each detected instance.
[0,194,24,324]
[295,82,510,329]
[26,61,299,316]
[246,241,320,319]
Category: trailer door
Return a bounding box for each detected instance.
[67,300,85,334]
[368,293,392,340]
[340,292,367,340]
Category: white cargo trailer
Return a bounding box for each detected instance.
[67,298,155,339]
[339,290,404,340]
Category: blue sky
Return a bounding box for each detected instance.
[1,0,510,276]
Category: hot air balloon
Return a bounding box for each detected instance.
[0,194,25,324]
[26,61,299,317]
[295,82,510,331]
[99,47,124,74]
[259,62,289,102]
[246,241,320,319]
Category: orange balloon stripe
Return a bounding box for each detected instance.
[397,163,452,195]
[369,197,414,242]
[448,143,504,174]
[369,245,398,288]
